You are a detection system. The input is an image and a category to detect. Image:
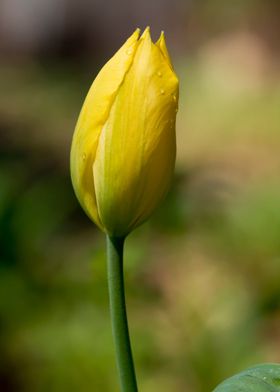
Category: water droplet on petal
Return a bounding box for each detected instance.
[160,89,165,95]
[126,48,133,55]
[157,71,162,77]
[172,94,177,102]
[82,153,86,161]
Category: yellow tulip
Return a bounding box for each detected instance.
[70,27,179,237]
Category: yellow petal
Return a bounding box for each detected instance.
[93,29,179,236]
[156,31,174,70]
[70,29,140,228]
[140,26,150,39]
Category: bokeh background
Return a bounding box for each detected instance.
[1,0,280,391]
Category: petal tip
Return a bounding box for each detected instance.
[132,28,141,40]
[141,26,151,40]
[156,30,166,46]
[156,30,173,69]
[159,30,165,41]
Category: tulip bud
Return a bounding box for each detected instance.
[70,27,179,237]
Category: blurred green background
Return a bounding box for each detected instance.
[0,0,280,391]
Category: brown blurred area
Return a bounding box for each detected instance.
[0,0,185,58]
[0,1,280,392]
[0,0,279,57]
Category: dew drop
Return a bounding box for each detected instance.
[82,153,86,161]
[172,94,177,102]
[126,48,133,55]
[160,88,165,95]
[157,71,162,77]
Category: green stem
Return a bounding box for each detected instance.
[106,235,138,392]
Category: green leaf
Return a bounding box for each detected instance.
[213,364,280,392]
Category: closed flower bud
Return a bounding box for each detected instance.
[70,27,179,237]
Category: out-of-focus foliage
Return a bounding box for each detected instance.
[0,0,280,391]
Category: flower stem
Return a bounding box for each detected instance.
[106,235,138,392]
